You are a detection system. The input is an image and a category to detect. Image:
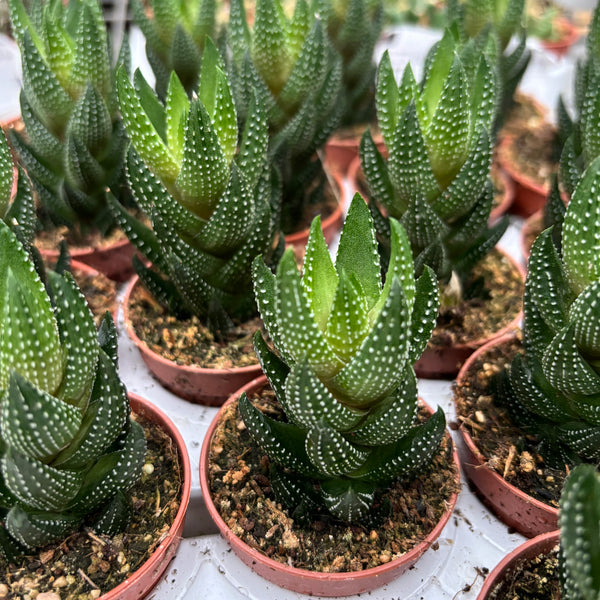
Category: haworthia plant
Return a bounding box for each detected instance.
[243,194,445,522]
[226,0,344,233]
[8,0,132,237]
[360,27,507,291]
[315,0,383,127]
[498,157,600,468]
[131,0,218,99]
[559,464,600,600]
[113,41,282,331]
[0,221,146,556]
[558,3,600,197]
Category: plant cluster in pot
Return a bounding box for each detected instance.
[225,0,345,246]
[478,464,600,600]
[360,26,523,379]
[0,220,191,599]
[200,195,461,597]
[6,0,138,282]
[114,42,283,405]
[454,156,600,538]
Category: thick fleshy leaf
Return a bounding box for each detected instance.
[320,478,376,522]
[165,72,190,164]
[6,506,80,549]
[359,129,396,212]
[237,90,269,189]
[407,266,439,363]
[252,331,289,406]
[570,279,600,356]
[557,423,600,462]
[0,132,13,214]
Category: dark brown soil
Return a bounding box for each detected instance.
[208,384,460,573]
[0,412,184,599]
[128,283,260,369]
[454,336,567,507]
[35,225,128,252]
[491,164,508,212]
[499,92,548,137]
[487,546,560,600]
[430,249,523,347]
[289,177,340,237]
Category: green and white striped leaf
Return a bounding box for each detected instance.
[253,331,289,406]
[570,279,600,356]
[320,478,376,523]
[165,72,190,164]
[407,266,439,364]
[305,421,369,477]
[0,132,13,215]
[557,422,600,462]
[359,129,397,212]
[6,506,80,549]
[237,90,269,190]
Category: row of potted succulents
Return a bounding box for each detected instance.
[0,0,598,597]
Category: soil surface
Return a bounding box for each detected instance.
[0,413,183,599]
[208,385,460,573]
[499,92,548,137]
[487,546,560,600]
[454,336,567,507]
[429,249,523,348]
[35,225,128,253]
[128,283,261,369]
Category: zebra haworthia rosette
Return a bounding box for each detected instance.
[360,27,507,286]
[131,0,218,99]
[113,41,281,329]
[8,0,131,236]
[499,157,600,467]
[242,194,445,523]
[558,465,600,600]
[0,221,145,555]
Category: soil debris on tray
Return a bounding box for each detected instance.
[454,336,567,507]
[208,385,460,573]
[0,414,183,599]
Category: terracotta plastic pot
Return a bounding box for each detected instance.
[476,531,559,599]
[541,18,579,58]
[101,392,191,600]
[200,375,461,597]
[39,237,136,282]
[414,248,525,379]
[496,134,550,218]
[122,276,263,405]
[324,129,385,176]
[284,169,345,251]
[490,165,515,222]
[520,208,544,263]
[455,334,559,538]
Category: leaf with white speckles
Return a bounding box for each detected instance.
[570,279,600,356]
[6,505,80,549]
[320,478,376,522]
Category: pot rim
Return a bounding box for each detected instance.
[100,392,191,600]
[122,275,263,377]
[476,530,559,599]
[497,134,551,195]
[455,333,559,519]
[199,375,461,592]
[38,235,132,258]
[540,16,579,50]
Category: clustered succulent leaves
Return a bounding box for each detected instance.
[0,220,146,556]
[558,3,600,197]
[227,0,344,231]
[113,42,281,331]
[132,0,218,99]
[498,157,600,468]
[361,27,507,290]
[316,0,383,127]
[558,464,600,600]
[242,195,444,523]
[7,0,132,236]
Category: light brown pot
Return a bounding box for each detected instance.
[100,392,191,600]
[476,531,559,599]
[454,334,559,538]
[122,276,263,405]
[199,375,461,597]
[541,17,579,58]
[39,237,136,282]
[414,248,525,379]
[490,165,515,222]
[324,128,385,176]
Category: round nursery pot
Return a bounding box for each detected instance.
[324,129,385,176]
[101,392,191,600]
[497,135,549,218]
[200,375,461,597]
[476,531,559,600]
[489,165,515,223]
[39,237,136,282]
[413,248,525,379]
[284,169,345,251]
[455,334,559,538]
[122,275,263,405]
[541,18,579,58]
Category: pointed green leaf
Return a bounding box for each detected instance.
[165,72,190,164]
[570,279,600,356]
[6,506,80,549]
[408,266,439,363]
[359,129,397,212]
[320,478,376,523]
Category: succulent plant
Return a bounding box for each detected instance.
[0,220,146,557]
[498,157,600,468]
[7,0,132,237]
[559,464,600,600]
[558,4,600,197]
[227,0,344,233]
[113,41,281,331]
[131,0,218,100]
[242,194,444,522]
[360,28,507,293]
[315,0,383,127]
